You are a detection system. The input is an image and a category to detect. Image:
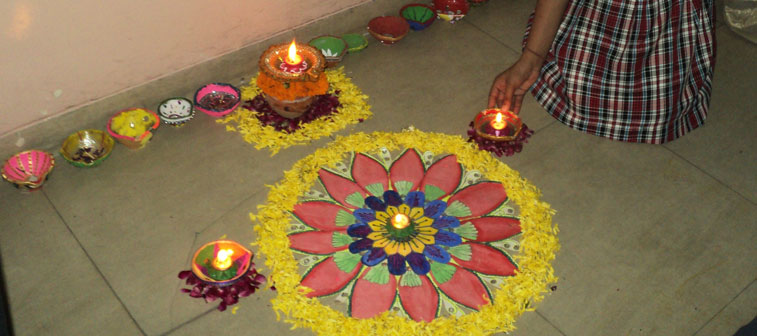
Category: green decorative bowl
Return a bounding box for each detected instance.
[341,33,368,53]
[60,129,115,167]
[400,3,436,30]
[308,35,348,68]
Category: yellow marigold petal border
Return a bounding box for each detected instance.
[217,67,372,155]
[252,129,559,336]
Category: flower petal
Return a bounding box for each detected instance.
[387,254,407,275]
[289,231,348,254]
[424,200,447,219]
[397,242,412,256]
[420,155,462,200]
[408,239,425,253]
[368,220,386,232]
[433,216,460,229]
[446,182,508,218]
[415,233,435,245]
[415,217,433,227]
[451,243,517,276]
[352,209,376,224]
[361,248,387,266]
[384,240,400,255]
[386,205,399,216]
[301,257,362,298]
[398,204,411,215]
[373,237,390,248]
[404,191,425,208]
[465,217,521,242]
[409,207,424,220]
[423,244,451,263]
[351,153,389,195]
[347,223,372,238]
[416,226,439,236]
[318,169,367,209]
[292,201,351,231]
[366,232,385,241]
[435,230,462,246]
[348,238,373,253]
[390,149,425,193]
[398,274,438,322]
[432,265,491,310]
[365,196,386,211]
[406,252,431,275]
[350,268,397,318]
[383,190,403,206]
[375,211,390,221]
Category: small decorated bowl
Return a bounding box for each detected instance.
[367,16,410,45]
[191,240,253,286]
[158,97,195,126]
[309,35,348,68]
[433,0,470,23]
[342,33,368,53]
[2,150,55,190]
[106,108,160,150]
[194,83,241,118]
[400,4,436,31]
[60,129,114,167]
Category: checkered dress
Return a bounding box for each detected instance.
[526,0,717,143]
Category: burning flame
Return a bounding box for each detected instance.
[491,112,506,130]
[286,39,302,64]
[213,248,234,271]
[391,214,410,229]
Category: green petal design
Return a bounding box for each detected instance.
[424,185,446,201]
[393,181,413,196]
[333,250,362,273]
[454,222,479,240]
[365,183,385,196]
[445,201,472,217]
[335,209,355,226]
[345,192,365,208]
[364,265,390,285]
[448,245,472,261]
[429,262,456,284]
[399,271,422,287]
[332,232,353,247]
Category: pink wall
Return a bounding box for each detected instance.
[0,0,366,137]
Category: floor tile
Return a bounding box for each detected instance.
[498,122,757,335]
[39,113,331,335]
[663,28,757,203]
[695,280,757,336]
[464,0,536,52]
[334,17,554,139]
[0,188,141,336]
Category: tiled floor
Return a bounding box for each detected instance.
[1,1,755,335]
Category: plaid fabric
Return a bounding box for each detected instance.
[526,0,717,143]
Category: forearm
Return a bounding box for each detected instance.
[525,0,569,58]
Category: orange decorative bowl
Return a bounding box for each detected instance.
[367,16,410,45]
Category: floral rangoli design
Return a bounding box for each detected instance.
[253,130,557,335]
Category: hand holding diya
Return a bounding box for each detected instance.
[257,39,328,119]
[467,108,533,157]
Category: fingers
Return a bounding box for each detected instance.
[511,94,525,114]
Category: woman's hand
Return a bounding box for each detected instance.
[487,51,543,114]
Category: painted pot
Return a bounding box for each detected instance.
[309,35,348,68]
[158,97,195,126]
[194,83,241,118]
[106,108,160,150]
[60,129,114,167]
[433,0,470,23]
[1,150,55,190]
[264,93,316,119]
[367,16,410,45]
[400,3,436,31]
[341,33,368,53]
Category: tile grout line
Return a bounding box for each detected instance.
[160,307,216,336]
[536,309,569,336]
[41,190,148,336]
[465,17,524,57]
[691,278,756,335]
[661,145,756,206]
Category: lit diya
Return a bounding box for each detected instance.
[178,240,266,311]
[467,108,533,157]
[257,39,327,119]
